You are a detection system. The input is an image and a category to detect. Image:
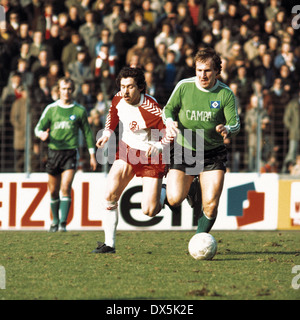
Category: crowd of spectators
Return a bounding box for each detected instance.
[0,0,300,174]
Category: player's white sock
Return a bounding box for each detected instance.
[103,201,118,248]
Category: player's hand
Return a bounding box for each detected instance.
[40,129,50,141]
[96,135,109,148]
[166,119,179,138]
[145,144,160,157]
[216,124,229,140]
[90,154,97,171]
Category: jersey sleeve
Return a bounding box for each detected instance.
[79,108,95,153]
[140,95,174,150]
[34,105,51,138]
[224,90,240,137]
[102,93,121,138]
[162,82,182,123]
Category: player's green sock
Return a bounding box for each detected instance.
[196,211,216,233]
[59,196,72,224]
[50,198,60,225]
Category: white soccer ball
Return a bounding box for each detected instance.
[188,232,217,260]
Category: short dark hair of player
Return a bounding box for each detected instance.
[194,47,222,76]
[116,67,146,94]
[57,77,75,92]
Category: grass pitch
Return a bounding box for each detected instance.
[0,230,299,300]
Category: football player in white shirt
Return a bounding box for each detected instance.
[92,67,172,253]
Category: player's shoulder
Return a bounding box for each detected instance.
[177,76,197,88]
[43,100,59,114]
[216,80,234,94]
[140,93,162,114]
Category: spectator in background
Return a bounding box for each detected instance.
[31,49,50,83]
[141,0,157,28]
[35,2,58,40]
[47,60,62,89]
[161,50,178,104]
[61,31,85,73]
[233,64,253,107]
[33,75,52,109]
[28,30,51,60]
[175,2,194,34]
[103,2,122,42]
[282,90,300,173]
[175,54,195,82]
[221,2,240,36]
[45,24,67,62]
[214,27,233,59]
[1,72,24,171]
[269,77,291,169]
[128,8,153,43]
[67,5,83,31]
[113,19,133,74]
[79,10,103,59]
[94,90,107,128]
[245,94,270,172]
[264,0,280,21]
[155,0,175,30]
[57,12,73,41]
[67,48,94,96]
[126,34,154,68]
[187,0,204,31]
[95,27,117,59]
[122,0,135,22]
[10,87,28,172]
[254,52,276,90]
[8,58,34,91]
[76,81,96,116]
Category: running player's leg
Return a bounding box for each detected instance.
[166,169,194,207]
[197,169,224,233]
[97,159,135,252]
[141,177,163,217]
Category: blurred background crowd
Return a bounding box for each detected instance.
[0,0,299,175]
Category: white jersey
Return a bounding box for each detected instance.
[103,92,172,151]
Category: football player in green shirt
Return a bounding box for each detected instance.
[35,77,97,232]
[163,47,240,234]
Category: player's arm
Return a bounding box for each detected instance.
[96,95,120,148]
[162,84,182,138]
[34,106,51,141]
[218,91,240,139]
[80,108,97,171]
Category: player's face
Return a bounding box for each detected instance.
[120,77,142,105]
[59,81,73,103]
[195,58,218,89]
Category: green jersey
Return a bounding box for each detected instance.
[163,77,240,151]
[34,99,95,152]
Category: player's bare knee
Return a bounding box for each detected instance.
[142,203,159,217]
[166,194,182,208]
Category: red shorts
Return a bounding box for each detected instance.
[116,140,168,178]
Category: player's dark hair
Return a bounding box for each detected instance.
[116,67,146,93]
[194,47,222,75]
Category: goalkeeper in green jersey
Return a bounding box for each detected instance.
[35,77,97,232]
[162,47,240,234]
